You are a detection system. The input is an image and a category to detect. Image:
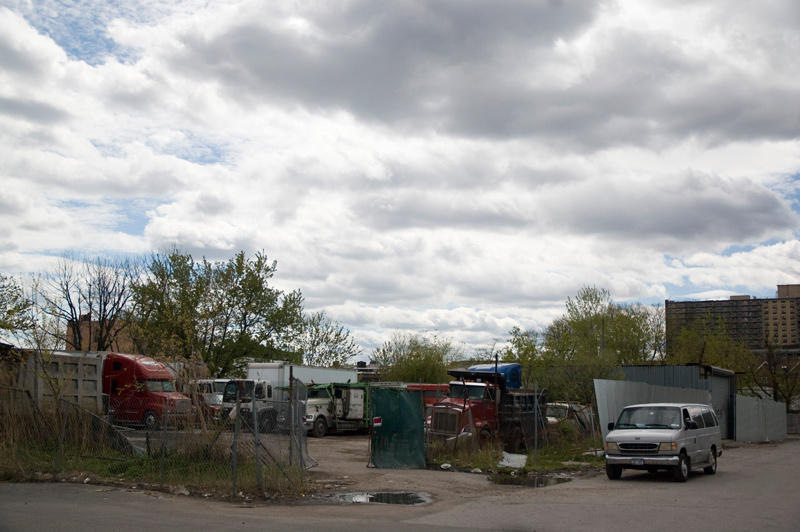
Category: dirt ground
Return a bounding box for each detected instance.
[302,433,599,505]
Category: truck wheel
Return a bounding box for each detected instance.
[258,411,277,433]
[143,410,159,431]
[478,428,492,447]
[606,463,622,480]
[312,417,327,438]
[673,453,690,482]
[506,427,524,453]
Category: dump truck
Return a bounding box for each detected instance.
[429,368,546,452]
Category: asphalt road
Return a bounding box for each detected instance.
[1,437,798,532]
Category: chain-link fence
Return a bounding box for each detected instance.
[0,382,314,499]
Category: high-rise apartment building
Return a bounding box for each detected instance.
[666,284,800,355]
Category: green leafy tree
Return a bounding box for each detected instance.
[667,314,752,369]
[0,274,32,341]
[668,314,800,410]
[539,286,649,404]
[131,250,304,376]
[500,326,542,388]
[372,331,462,383]
[295,311,362,367]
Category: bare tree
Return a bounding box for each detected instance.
[35,252,143,352]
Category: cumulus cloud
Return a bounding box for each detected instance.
[1,1,799,355]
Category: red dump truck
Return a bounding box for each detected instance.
[429,368,546,452]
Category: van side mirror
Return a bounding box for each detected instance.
[608,422,615,430]
[685,420,698,430]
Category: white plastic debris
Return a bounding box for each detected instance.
[498,452,527,469]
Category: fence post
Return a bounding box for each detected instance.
[253,394,263,494]
[289,370,295,466]
[159,403,168,490]
[231,390,240,497]
[53,399,69,480]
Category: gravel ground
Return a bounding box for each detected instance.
[303,433,601,505]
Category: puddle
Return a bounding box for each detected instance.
[490,473,572,487]
[335,491,433,505]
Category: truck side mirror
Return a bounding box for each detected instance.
[608,422,615,430]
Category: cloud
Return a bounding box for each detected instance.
[1,1,799,356]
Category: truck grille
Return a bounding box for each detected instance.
[618,442,658,454]
[431,410,458,434]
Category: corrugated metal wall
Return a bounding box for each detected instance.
[735,395,787,442]
[620,366,708,389]
[594,379,711,439]
[710,374,733,439]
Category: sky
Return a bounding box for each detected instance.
[1,0,800,358]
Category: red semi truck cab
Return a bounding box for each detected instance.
[430,380,499,442]
[102,353,192,430]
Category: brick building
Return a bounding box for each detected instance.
[666,284,800,356]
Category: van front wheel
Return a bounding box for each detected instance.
[143,410,159,431]
[673,454,689,482]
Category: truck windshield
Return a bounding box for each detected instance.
[615,406,681,429]
[145,380,176,393]
[307,388,330,399]
[223,381,253,402]
[449,383,486,400]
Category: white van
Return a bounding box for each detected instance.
[604,403,722,482]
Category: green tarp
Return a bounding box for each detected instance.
[369,388,426,469]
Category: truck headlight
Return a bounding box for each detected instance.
[659,442,677,451]
[605,442,618,451]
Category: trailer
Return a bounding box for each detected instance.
[247,361,358,387]
[13,350,192,430]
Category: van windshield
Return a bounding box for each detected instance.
[616,406,681,429]
[145,380,176,393]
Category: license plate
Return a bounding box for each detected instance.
[632,458,644,466]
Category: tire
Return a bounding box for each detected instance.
[312,417,327,438]
[506,427,524,453]
[703,448,717,475]
[258,411,278,433]
[606,463,622,480]
[673,453,690,482]
[478,428,492,447]
[143,410,159,431]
